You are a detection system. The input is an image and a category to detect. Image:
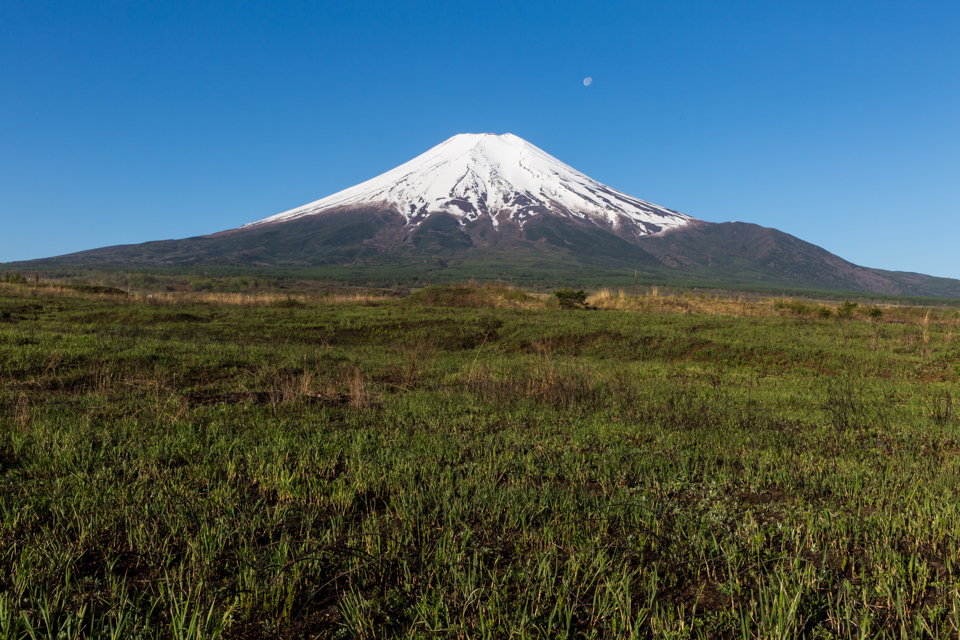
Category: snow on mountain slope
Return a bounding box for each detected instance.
[243,133,695,236]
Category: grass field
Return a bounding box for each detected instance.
[1,282,960,639]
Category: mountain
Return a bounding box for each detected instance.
[6,133,959,298]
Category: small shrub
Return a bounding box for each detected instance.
[787,299,809,316]
[67,285,128,296]
[272,298,306,309]
[554,288,588,310]
[408,284,537,309]
[408,286,490,308]
[816,306,832,319]
[867,306,883,321]
[837,300,858,319]
[774,298,812,316]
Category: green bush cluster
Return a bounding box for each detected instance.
[553,287,588,309]
[837,299,858,318]
[773,298,836,319]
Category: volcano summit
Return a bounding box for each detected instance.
[9,133,960,298]
[244,133,693,239]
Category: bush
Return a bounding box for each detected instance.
[788,300,809,315]
[67,285,128,296]
[774,299,812,316]
[836,300,857,319]
[271,298,306,309]
[409,286,494,308]
[554,288,588,310]
[407,284,537,309]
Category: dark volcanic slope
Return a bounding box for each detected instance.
[7,207,960,298]
[49,208,409,268]
[14,206,665,271]
[638,221,960,297]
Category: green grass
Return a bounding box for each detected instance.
[1,283,960,638]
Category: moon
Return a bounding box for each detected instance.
[583,77,593,86]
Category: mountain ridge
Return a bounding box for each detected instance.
[4,133,959,298]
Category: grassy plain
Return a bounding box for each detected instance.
[1,282,960,639]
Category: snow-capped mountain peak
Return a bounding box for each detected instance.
[242,133,695,236]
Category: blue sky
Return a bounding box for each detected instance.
[2,1,958,277]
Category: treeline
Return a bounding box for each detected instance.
[1,271,39,284]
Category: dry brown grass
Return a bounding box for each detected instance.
[588,288,772,316]
[463,357,603,410]
[6,280,958,325]
[247,362,379,409]
[136,290,386,307]
[13,392,30,429]
[588,289,960,326]
[409,282,544,310]
[0,282,129,302]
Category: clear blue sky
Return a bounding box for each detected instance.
[2,1,958,277]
